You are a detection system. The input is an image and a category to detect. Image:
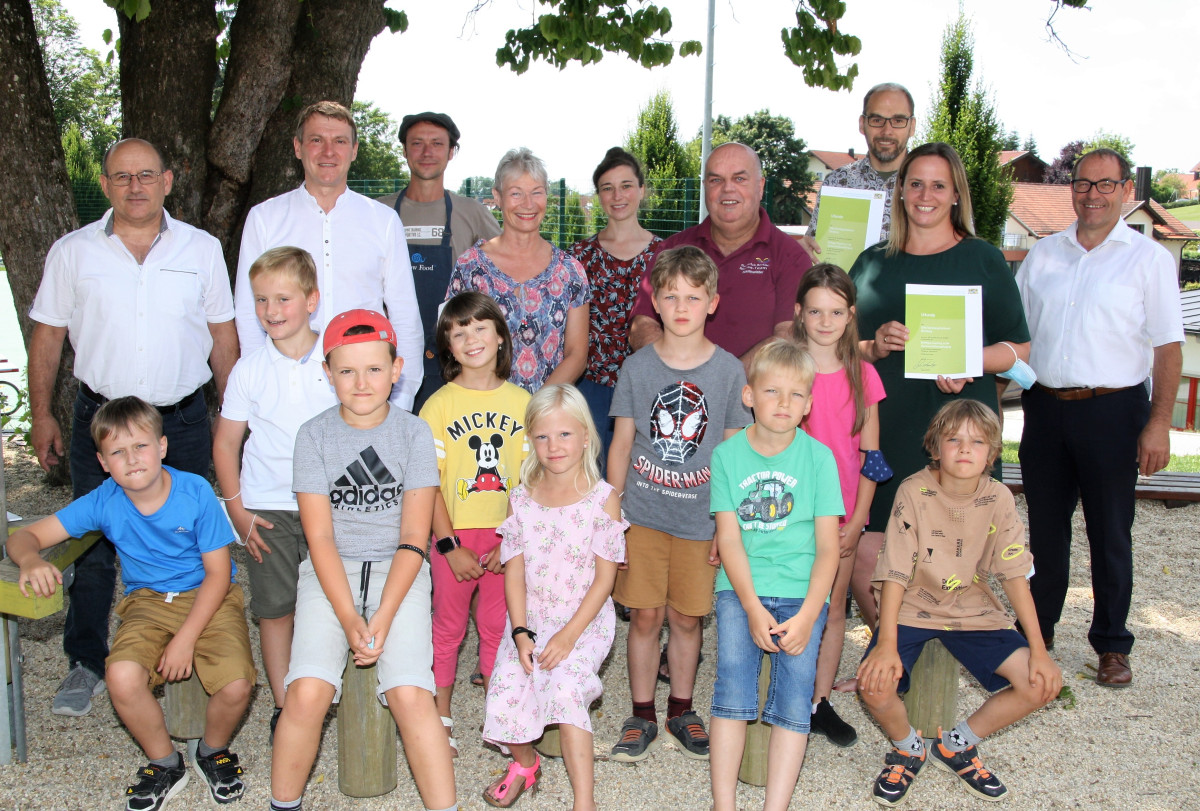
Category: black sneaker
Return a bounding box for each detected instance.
[665,710,710,760]
[610,716,659,763]
[125,758,189,811]
[269,707,282,744]
[930,735,1008,801]
[872,745,925,807]
[193,748,245,804]
[810,697,858,748]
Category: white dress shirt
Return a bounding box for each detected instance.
[29,209,234,406]
[220,338,338,509]
[1017,220,1184,389]
[235,185,423,407]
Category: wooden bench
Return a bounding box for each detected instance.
[1001,463,1200,508]
[0,522,101,766]
[337,656,397,797]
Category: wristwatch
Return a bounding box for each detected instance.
[434,535,461,555]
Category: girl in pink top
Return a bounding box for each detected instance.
[793,264,886,747]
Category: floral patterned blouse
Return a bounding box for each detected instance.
[447,241,589,393]
[569,233,662,387]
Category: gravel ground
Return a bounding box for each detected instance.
[2,439,1198,810]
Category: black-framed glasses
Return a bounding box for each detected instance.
[1070,178,1126,195]
[864,114,912,129]
[106,170,163,186]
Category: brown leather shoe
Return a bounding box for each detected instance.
[1096,652,1132,687]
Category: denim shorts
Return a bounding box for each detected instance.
[862,625,1028,693]
[711,590,828,734]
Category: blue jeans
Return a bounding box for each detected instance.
[64,388,212,676]
[711,590,828,734]
[577,378,614,478]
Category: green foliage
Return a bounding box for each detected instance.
[925,13,1012,247]
[496,1,699,74]
[1021,133,1039,159]
[710,110,813,225]
[779,2,860,91]
[347,101,409,192]
[1151,170,1187,205]
[540,184,589,246]
[626,92,700,237]
[1001,129,1020,151]
[382,8,409,35]
[1084,130,1135,164]
[34,0,120,161]
[458,176,496,198]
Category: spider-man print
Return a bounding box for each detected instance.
[651,381,708,465]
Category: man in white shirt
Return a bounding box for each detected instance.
[235,100,423,407]
[27,137,238,715]
[1016,148,1184,688]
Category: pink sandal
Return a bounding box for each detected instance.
[483,754,541,808]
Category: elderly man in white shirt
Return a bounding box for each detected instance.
[1016,148,1184,689]
[235,100,423,408]
[27,137,238,716]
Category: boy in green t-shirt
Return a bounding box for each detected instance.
[708,339,843,811]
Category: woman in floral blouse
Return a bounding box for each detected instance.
[447,148,589,393]
[570,148,662,471]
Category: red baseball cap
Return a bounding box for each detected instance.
[322,309,397,357]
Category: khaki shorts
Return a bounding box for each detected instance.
[613,524,716,617]
[107,584,256,694]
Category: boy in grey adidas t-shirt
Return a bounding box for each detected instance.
[272,309,456,811]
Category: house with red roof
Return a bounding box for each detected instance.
[806,150,857,182]
[999,150,1048,183]
[1004,182,1198,277]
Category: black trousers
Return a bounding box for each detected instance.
[1019,385,1148,655]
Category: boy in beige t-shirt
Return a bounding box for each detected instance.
[857,400,1060,807]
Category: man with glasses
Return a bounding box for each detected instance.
[1016,148,1184,688]
[802,82,915,260]
[27,137,237,715]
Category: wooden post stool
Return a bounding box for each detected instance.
[738,652,772,786]
[903,638,958,737]
[337,656,397,797]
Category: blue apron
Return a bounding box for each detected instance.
[395,189,454,411]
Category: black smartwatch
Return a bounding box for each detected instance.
[434,535,461,555]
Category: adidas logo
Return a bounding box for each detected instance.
[331,446,403,511]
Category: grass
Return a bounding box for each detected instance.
[1001,440,1200,472]
[1166,203,1200,221]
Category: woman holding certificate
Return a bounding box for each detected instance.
[848,142,1030,629]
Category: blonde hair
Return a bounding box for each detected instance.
[248,246,318,297]
[520,384,600,493]
[923,400,1002,469]
[650,245,719,298]
[747,338,817,390]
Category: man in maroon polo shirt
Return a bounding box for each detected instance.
[627,142,811,369]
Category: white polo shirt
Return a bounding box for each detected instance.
[235,185,423,408]
[29,209,234,406]
[1017,220,1184,389]
[220,338,338,509]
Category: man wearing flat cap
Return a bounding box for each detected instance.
[378,112,500,410]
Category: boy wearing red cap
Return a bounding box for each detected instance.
[269,310,457,811]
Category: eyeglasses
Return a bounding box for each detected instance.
[1070,178,1126,195]
[106,170,163,186]
[864,114,913,129]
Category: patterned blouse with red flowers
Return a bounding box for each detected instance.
[569,233,663,387]
[447,240,590,393]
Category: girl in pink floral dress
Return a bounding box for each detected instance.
[482,384,627,810]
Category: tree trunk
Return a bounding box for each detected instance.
[118,0,218,227]
[0,0,80,485]
[243,0,389,216]
[204,0,304,257]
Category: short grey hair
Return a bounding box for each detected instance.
[494,147,548,194]
[862,82,914,117]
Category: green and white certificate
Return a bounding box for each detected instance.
[812,186,886,270]
[904,284,983,379]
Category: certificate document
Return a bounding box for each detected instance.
[904,284,983,379]
[812,186,886,270]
